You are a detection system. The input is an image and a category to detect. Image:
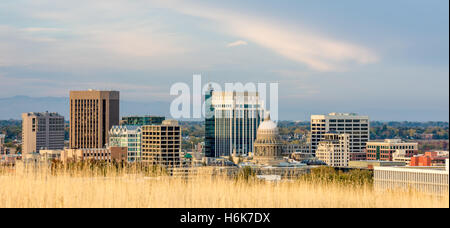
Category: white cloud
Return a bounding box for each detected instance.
[153,0,378,71]
[0,0,378,72]
[228,40,248,47]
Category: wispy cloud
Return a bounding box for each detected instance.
[154,0,378,71]
[228,40,248,47]
[0,0,378,72]
[0,2,191,70]
[20,27,66,33]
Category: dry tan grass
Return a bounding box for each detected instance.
[0,164,448,208]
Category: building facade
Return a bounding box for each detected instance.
[410,151,449,167]
[366,139,418,161]
[253,115,284,166]
[0,134,4,155]
[120,116,165,126]
[141,120,181,168]
[392,149,412,164]
[315,133,350,167]
[109,125,142,162]
[311,113,369,161]
[205,88,264,157]
[0,134,4,146]
[69,90,120,149]
[374,161,449,196]
[204,87,215,158]
[39,149,64,162]
[349,160,406,169]
[284,143,312,156]
[21,112,65,155]
[61,147,127,163]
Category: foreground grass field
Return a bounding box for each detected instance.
[0,163,448,208]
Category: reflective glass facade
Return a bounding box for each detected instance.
[205,89,264,157]
[109,125,142,162]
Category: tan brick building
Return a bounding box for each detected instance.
[61,147,127,163]
[22,112,65,155]
[69,90,119,149]
[142,120,181,168]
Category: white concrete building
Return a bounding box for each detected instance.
[315,133,350,167]
[392,149,412,164]
[374,159,449,195]
[311,113,369,161]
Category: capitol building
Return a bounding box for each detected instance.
[253,114,285,166]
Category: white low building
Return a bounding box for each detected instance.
[315,133,350,167]
[374,159,449,195]
[392,149,412,164]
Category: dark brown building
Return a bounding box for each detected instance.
[110,147,128,163]
[70,90,120,149]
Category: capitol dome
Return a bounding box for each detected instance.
[257,114,279,135]
[255,114,280,143]
[253,113,284,165]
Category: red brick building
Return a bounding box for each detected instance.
[366,139,418,161]
[410,152,449,167]
[410,156,431,166]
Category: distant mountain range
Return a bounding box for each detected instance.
[1,96,448,122]
[0,96,171,120]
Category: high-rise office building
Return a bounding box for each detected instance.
[311,113,369,160]
[315,133,350,167]
[69,90,120,149]
[109,125,142,162]
[21,112,65,155]
[204,88,264,157]
[204,87,215,157]
[141,120,181,168]
[120,116,165,126]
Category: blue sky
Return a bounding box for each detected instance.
[0,0,448,121]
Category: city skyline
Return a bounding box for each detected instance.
[0,0,449,121]
[0,94,450,121]
[0,0,448,211]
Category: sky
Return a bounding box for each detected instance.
[0,0,448,121]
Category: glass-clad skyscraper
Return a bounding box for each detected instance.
[205,87,216,157]
[204,87,264,157]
